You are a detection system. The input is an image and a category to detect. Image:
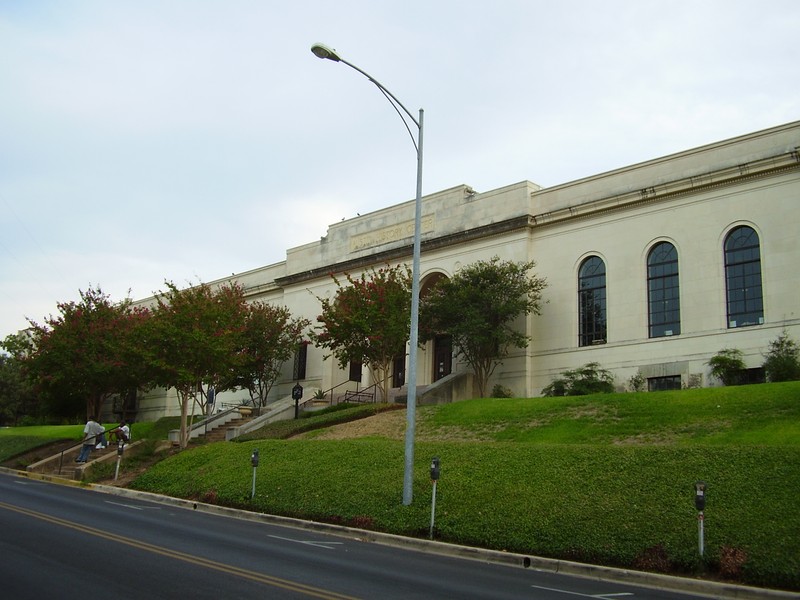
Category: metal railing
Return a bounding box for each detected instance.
[313,380,358,405]
[344,383,377,403]
[56,428,110,475]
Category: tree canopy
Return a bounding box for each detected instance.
[230,302,310,407]
[421,257,547,397]
[144,280,249,447]
[22,286,150,420]
[311,265,412,402]
[0,336,37,426]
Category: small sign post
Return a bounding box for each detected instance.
[292,383,304,419]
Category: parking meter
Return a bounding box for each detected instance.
[429,457,441,539]
[694,481,706,511]
[694,480,707,557]
[250,449,260,499]
[430,457,441,481]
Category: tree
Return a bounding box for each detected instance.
[145,281,248,448]
[421,257,547,397]
[0,335,38,426]
[22,286,150,421]
[230,302,310,407]
[763,331,800,382]
[541,362,615,396]
[707,348,746,386]
[311,265,412,402]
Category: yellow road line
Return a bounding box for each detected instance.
[0,501,360,600]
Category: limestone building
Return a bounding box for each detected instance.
[134,120,800,420]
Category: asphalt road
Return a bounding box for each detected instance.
[0,471,717,599]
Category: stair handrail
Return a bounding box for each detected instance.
[315,379,359,405]
[344,383,377,403]
[57,426,111,475]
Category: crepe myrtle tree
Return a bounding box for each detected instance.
[311,265,412,403]
[421,257,547,397]
[227,301,311,407]
[0,334,39,425]
[22,286,151,421]
[144,280,248,449]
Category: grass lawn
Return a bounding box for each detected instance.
[129,382,800,591]
[3,383,799,590]
[0,418,179,463]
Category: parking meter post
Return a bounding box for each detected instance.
[698,511,704,557]
[251,449,260,500]
[694,481,707,557]
[429,457,440,539]
[114,442,125,481]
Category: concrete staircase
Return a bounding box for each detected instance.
[192,417,251,443]
[28,442,139,481]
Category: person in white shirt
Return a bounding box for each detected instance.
[75,417,105,463]
[108,420,130,445]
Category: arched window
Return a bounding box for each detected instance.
[724,226,763,328]
[647,242,681,337]
[578,256,607,346]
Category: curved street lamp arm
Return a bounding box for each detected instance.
[311,44,421,155]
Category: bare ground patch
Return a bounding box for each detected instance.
[292,408,492,442]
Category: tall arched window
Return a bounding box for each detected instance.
[647,242,680,337]
[578,256,607,346]
[724,226,763,328]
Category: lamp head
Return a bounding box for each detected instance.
[311,43,341,62]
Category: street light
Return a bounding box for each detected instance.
[311,43,423,505]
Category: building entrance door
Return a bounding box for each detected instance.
[392,355,405,388]
[433,335,452,382]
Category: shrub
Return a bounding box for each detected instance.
[763,331,800,382]
[628,371,646,392]
[490,384,513,398]
[541,362,615,396]
[707,349,745,386]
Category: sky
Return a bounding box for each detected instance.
[1,0,798,339]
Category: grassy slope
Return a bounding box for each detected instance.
[4,384,798,589]
[0,419,176,463]
[129,382,800,589]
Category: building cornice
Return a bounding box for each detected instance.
[531,148,800,227]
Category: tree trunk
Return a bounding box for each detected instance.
[177,388,191,449]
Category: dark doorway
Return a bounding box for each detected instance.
[392,355,405,388]
[433,335,452,382]
[348,360,362,383]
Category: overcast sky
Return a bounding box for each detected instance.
[1,0,798,339]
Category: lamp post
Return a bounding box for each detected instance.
[311,43,423,505]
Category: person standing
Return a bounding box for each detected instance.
[75,416,104,463]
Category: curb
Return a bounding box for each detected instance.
[3,467,797,599]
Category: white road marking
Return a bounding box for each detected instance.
[106,500,160,511]
[268,534,344,550]
[530,584,635,598]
